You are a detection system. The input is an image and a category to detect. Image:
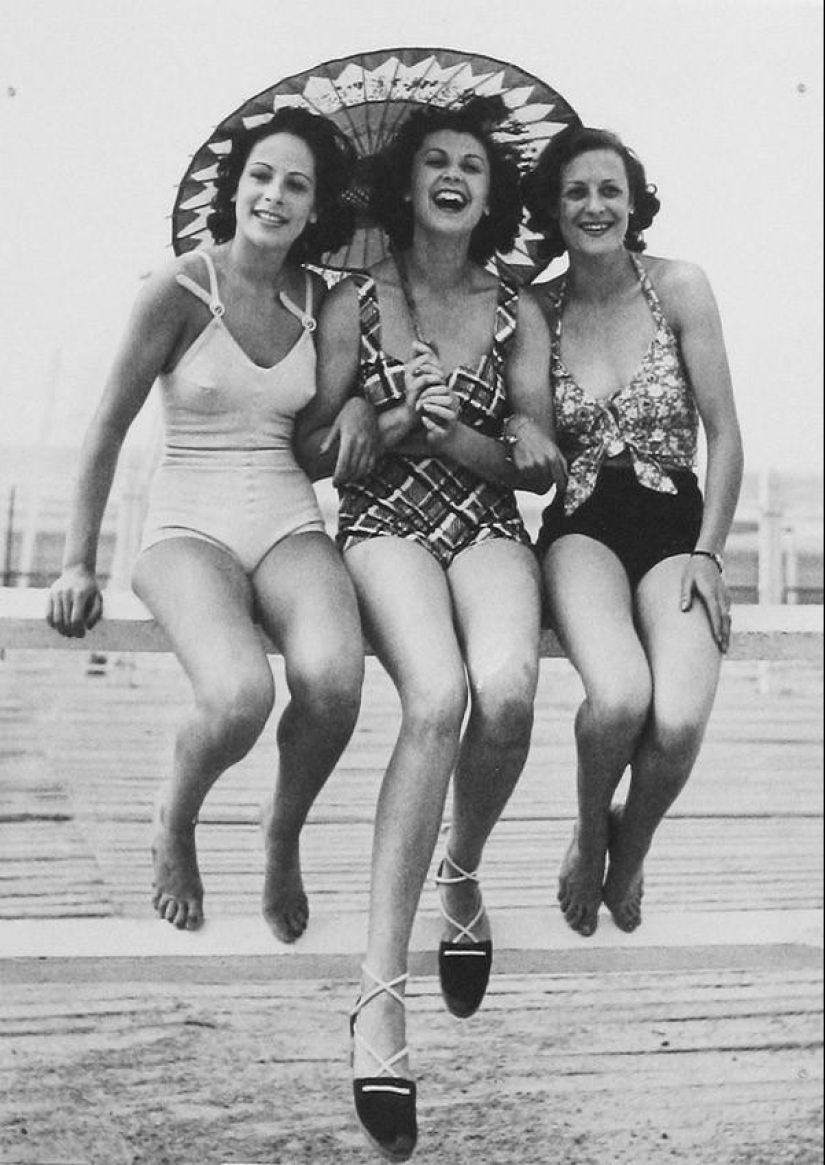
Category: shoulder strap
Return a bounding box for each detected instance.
[630,253,667,327]
[175,250,224,317]
[550,274,567,343]
[492,272,521,359]
[278,270,317,332]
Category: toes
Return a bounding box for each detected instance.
[185,902,204,930]
[264,902,308,944]
[613,911,641,933]
[578,914,598,937]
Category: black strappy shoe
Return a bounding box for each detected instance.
[435,852,493,1019]
[350,965,417,1162]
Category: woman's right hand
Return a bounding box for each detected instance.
[46,565,103,638]
[404,340,445,412]
[504,414,568,495]
[321,397,379,485]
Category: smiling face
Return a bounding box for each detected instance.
[556,148,633,256]
[234,132,317,251]
[408,129,491,237]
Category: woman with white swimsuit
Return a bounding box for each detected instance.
[47,109,375,940]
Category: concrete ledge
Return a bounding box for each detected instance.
[1,910,820,981]
[2,588,823,660]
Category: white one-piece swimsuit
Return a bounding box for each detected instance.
[140,250,325,573]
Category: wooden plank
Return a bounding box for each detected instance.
[2,586,823,659]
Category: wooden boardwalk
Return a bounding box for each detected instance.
[0,651,822,1164]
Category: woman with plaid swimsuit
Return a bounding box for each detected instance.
[297,96,565,1161]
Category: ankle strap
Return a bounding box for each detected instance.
[351,965,410,1079]
[357,965,408,1012]
[434,850,480,886]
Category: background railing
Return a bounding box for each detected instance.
[1,455,822,604]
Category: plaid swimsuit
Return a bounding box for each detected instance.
[336,272,529,568]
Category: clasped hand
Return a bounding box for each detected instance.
[404,340,460,444]
[505,414,568,495]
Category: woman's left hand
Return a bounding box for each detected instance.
[322,397,379,484]
[680,555,732,653]
[505,415,568,494]
[416,381,460,445]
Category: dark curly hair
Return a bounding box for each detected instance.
[206,107,357,263]
[522,125,661,262]
[369,95,523,265]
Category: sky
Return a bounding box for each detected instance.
[1,0,823,473]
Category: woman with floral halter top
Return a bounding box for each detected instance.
[523,124,744,941]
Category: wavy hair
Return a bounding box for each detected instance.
[369,94,523,265]
[206,107,357,263]
[522,125,661,262]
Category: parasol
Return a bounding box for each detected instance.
[171,46,580,284]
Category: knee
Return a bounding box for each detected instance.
[470,661,538,746]
[198,671,274,758]
[649,707,707,765]
[288,651,363,736]
[582,672,652,743]
[402,674,467,743]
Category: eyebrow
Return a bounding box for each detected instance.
[424,146,486,163]
[248,160,313,180]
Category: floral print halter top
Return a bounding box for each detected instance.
[551,253,698,516]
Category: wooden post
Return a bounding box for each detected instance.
[758,468,784,605]
[784,526,800,605]
[2,486,16,586]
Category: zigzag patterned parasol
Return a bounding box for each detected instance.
[171,46,580,283]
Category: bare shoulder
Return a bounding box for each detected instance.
[640,254,716,319]
[305,267,332,311]
[367,255,398,291]
[317,273,362,340]
[530,274,565,329]
[515,284,551,332]
[128,252,208,326]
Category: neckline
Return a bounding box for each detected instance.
[171,311,311,377]
[363,272,501,383]
[199,249,314,371]
[553,254,661,404]
[214,314,311,372]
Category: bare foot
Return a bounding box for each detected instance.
[602,804,645,932]
[151,790,204,931]
[261,800,308,943]
[557,823,607,937]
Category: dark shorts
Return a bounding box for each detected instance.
[536,466,703,589]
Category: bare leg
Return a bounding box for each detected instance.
[253,532,363,942]
[543,536,652,936]
[442,539,542,943]
[345,538,467,1083]
[603,555,723,930]
[132,539,275,930]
